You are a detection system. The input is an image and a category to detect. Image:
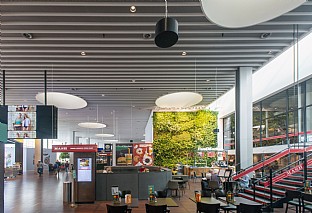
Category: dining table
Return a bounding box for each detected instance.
[111,198,139,208]
[147,198,179,207]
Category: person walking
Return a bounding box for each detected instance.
[37,160,43,177]
[54,161,60,176]
[65,161,69,173]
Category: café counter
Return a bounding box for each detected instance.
[96,166,172,200]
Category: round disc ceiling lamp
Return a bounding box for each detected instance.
[78,105,106,129]
[95,133,114,138]
[200,0,305,28]
[78,122,106,129]
[155,92,203,108]
[155,0,178,48]
[36,92,87,109]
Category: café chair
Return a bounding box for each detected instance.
[167,180,181,199]
[237,203,262,213]
[193,171,199,183]
[196,202,220,213]
[181,175,190,189]
[285,190,302,213]
[145,203,170,213]
[154,189,168,198]
[106,204,132,213]
[302,192,312,213]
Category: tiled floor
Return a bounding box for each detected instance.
[4,171,296,213]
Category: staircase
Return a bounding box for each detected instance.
[233,148,312,209]
[238,166,312,206]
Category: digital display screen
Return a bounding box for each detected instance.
[7,105,36,139]
[77,158,92,182]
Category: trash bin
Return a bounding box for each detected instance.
[63,181,72,203]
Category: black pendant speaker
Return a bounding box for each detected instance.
[155,17,178,48]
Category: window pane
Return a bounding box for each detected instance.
[307,79,312,106]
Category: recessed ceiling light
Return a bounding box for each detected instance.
[268,50,273,55]
[141,139,145,142]
[101,94,105,97]
[260,32,272,39]
[130,5,136,13]
[132,79,136,83]
[182,51,187,56]
[81,51,86,56]
[206,79,210,82]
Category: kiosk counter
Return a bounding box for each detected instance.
[96,166,172,200]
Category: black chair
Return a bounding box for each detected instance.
[145,203,170,213]
[302,193,312,213]
[201,180,212,197]
[106,204,132,213]
[237,203,262,213]
[196,202,220,213]
[154,188,168,198]
[285,190,302,213]
[193,171,199,183]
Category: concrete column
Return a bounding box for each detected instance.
[235,67,253,171]
[34,139,42,173]
[0,142,4,213]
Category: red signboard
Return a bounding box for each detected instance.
[52,144,97,153]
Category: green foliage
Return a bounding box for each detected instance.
[59,152,70,159]
[153,110,218,168]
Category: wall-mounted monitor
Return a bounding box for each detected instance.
[8,105,37,139]
[0,105,58,140]
[77,158,92,182]
[36,105,58,139]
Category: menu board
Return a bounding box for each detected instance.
[7,105,36,139]
[133,143,153,166]
[77,158,92,182]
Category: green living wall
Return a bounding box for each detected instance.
[153,110,218,168]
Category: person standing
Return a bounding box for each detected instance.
[37,160,43,177]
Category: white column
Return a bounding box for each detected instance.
[112,143,116,166]
[34,139,41,173]
[235,67,253,170]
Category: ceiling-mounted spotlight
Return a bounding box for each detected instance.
[22,33,33,39]
[155,0,178,48]
[260,32,272,39]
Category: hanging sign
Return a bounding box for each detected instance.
[52,144,97,153]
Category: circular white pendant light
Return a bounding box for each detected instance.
[36,92,87,109]
[78,122,106,129]
[155,91,203,108]
[95,133,114,137]
[200,0,305,28]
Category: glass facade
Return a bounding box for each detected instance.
[223,77,312,149]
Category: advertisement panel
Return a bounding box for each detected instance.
[133,143,153,166]
[116,144,133,166]
[77,158,92,182]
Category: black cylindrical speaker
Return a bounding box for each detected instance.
[155,17,178,48]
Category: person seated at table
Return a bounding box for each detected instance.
[210,169,221,186]
[239,174,250,189]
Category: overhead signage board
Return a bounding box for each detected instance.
[52,144,97,153]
